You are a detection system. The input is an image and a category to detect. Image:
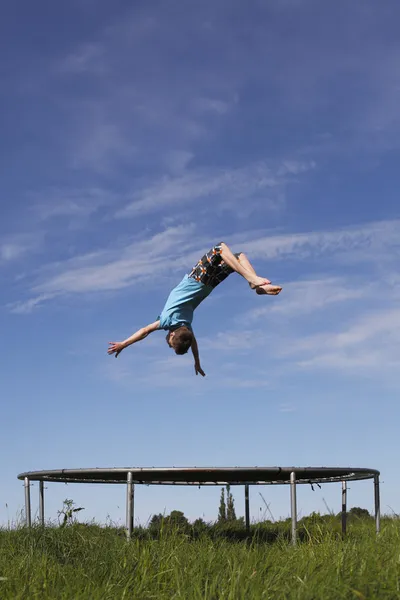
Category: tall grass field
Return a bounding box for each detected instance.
[0,517,399,599]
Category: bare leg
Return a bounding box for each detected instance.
[237,253,257,276]
[220,243,282,295]
[219,242,269,288]
[238,253,282,296]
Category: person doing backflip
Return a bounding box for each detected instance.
[108,242,282,376]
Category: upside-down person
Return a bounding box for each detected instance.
[108,242,282,376]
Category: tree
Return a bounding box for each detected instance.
[192,518,208,535]
[149,511,189,534]
[149,513,164,530]
[168,510,189,528]
[349,507,370,519]
[218,486,237,522]
[226,485,237,521]
[218,487,227,522]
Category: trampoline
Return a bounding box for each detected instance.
[18,466,380,543]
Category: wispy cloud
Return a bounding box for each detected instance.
[115,160,315,218]
[8,217,400,313]
[246,277,369,321]
[241,219,400,264]
[30,187,113,221]
[195,232,400,380]
[10,293,56,315]
[289,308,400,372]
[163,150,194,174]
[200,330,265,352]
[1,242,27,262]
[193,97,232,115]
[52,9,239,174]
[46,0,398,188]
[8,226,202,313]
[59,42,105,75]
[204,301,400,380]
[245,276,400,376]
[103,352,272,390]
[0,234,42,264]
[69,117,137,173]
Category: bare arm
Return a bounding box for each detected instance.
[220,242,269,287]
[108,320,160,358]
[191,333,206,377]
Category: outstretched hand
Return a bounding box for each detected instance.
[108,342,125,358]
[195,364,206,377]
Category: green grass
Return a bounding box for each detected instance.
[0,519,399,599]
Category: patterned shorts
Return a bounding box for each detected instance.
[188,243,242,288]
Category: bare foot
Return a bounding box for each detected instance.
[254,283,282,296]
[249,277,271,289]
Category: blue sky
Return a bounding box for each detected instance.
[1,0,400,527]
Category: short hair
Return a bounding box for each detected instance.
[168,326,193,355]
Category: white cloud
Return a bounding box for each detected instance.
[59,42,105,75]
[193,97,231,115]
[202,302,400,381]
[9,293,56,314]
[37,226,194,293]
[69,119,136,173]
[8,217,400,316]
[30,187,113,221]
[241,219,400,264]
[104,297,400,386]
[9,226,204,312]
[35,0,400,183]
[103,351,272,390]
[1,243,26,262]
[195,245,400,380]
[199,328,268,354]
[277,160,316,175]
[0,234,42,264]
[277,306,400,375]
[53,9,241,175]
[246,277,369,321]
[163,150,194,174]
[116,160,314,218]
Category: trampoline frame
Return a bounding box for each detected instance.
[17,466,380,544]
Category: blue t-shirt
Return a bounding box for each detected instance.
[157,275,213,331]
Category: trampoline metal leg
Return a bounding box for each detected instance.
[126,472,134,540]
[374,474,380,535]
[39,480,45,526]
[245,484,250,533]
[290,471,297,545]
[24,477,31,528]
[341,481,347,537]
